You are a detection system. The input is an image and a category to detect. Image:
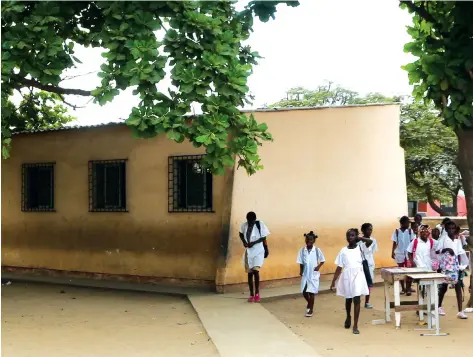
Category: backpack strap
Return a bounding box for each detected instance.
[395,229,399,242]
[255,221,262,236]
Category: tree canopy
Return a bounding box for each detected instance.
[271,83,462,214]
[1,0,299,174]
[401,2,472,224]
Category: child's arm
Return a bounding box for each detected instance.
[391,241,397,260]
[359,237,373,247]
[315,261,325,271]
[330,267,342,291]
[239,232,248,248]
[299,264,304,276]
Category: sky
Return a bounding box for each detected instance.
[57,0,415,126]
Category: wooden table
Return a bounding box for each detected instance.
[408,273,448,336]
[381,267,435,328]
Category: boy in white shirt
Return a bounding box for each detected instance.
[391,216,416,295]
[358,223,378,309]
[239,211,270,303]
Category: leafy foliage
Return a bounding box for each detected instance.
[400,1,473,129]
[401,102,461,215]
[1,91,75,158]
[1,0,299,174]
[270,84,462,213]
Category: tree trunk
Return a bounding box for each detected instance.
[452,193,458,216]
[456,128,473,307]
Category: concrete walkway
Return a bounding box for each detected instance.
[189,294,320,357]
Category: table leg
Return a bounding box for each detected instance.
[426,283,432,329]
[418,283,424,321]
[434,280,440,335]
[384,281,391,323]
[394,280,401,328]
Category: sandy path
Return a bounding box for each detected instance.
[264,283,473,357]
[1,282,218,357]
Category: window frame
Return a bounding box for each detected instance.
[168,155,214,213]
[21,162,56,212]
[88,159,128,212]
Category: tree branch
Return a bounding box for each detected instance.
[406,172,449,215]
[402,1,437,25]
[14,76,92,96]
[58,94,86,110]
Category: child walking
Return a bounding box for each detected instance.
[431,227,441,271]
[407,225,435,269]
[297,231,325,317]
[437,221,469,319]
[330,228,370,334]
[358,223,378,309]
[391,216,416,295]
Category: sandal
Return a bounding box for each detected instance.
[344,317,351,329]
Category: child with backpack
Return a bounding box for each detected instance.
[358,223,378,309]
[239,211,270,303]
[297,231,326,317]
[437,221,469,319]
[391,216,416,295]
[406,225,435,269]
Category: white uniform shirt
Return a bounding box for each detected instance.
[406,238,434,269]
[296,246,326,293]
[240,221,270,260]
[357,237,378,267]
[391,229,415,263]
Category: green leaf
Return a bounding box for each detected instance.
[72,56,82,64]
[440,79,448,91]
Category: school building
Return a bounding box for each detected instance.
[1,104,407,292]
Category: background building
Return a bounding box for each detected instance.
[1,104,407,292]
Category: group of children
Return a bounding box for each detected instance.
[296,215,471,335]
[297,224,378,334]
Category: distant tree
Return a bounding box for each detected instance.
[270,83,462,214]
[401,102,461,216]
[1,91,75,158]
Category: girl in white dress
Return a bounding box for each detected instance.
[296,231,326,317]
[330,229,369,334]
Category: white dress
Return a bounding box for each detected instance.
[334,246,369,299]
[240,221,270,270]
[296,246,326,294]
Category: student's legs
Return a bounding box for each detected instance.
[345,298,352,328]
[454,280,463,312]
[353,296,361,333]
[247,272,254,296]
[254,270,260,295]
[438,283,448,307]
[308,293,315,313]
[302,285,309,305]
[365,288,371,304]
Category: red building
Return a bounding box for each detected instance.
[411,194,467,217]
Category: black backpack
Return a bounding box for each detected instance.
[255,221,269,258]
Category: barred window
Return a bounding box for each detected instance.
[89,160,127,212]
[21,163,55,212]
[168,155,213,212]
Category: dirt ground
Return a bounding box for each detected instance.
[1,282,218,357]
[264,282,473,357]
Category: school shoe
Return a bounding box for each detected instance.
[305,311,313,317]
[254,294,261,302]
[438,307,446,316]
[457,312,468,319]
[248,296,255,302]
[464,308,473,313]
[364,303,373,309]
